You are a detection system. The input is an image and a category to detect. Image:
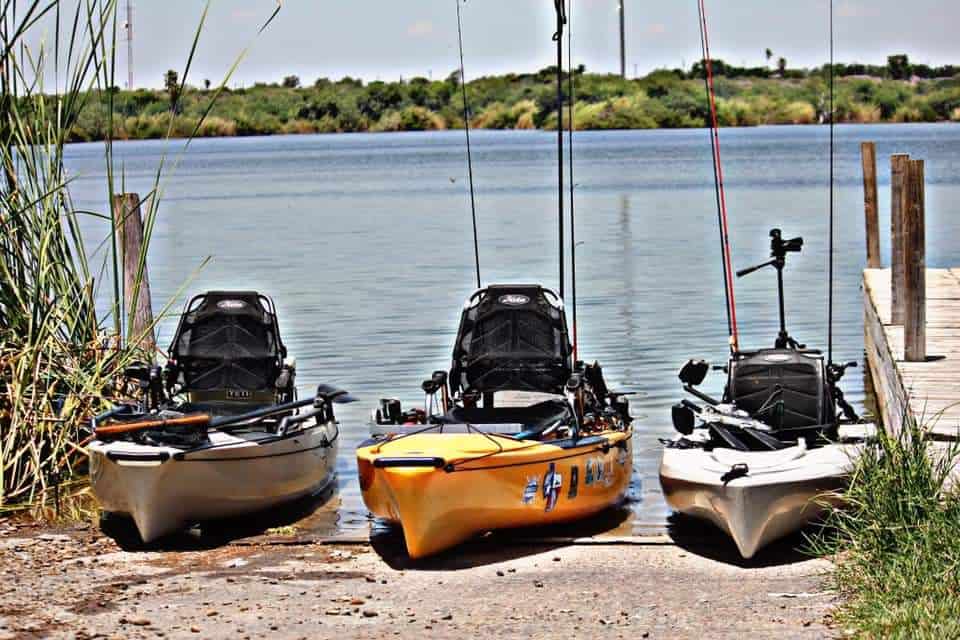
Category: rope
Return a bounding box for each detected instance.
[697,0,739,352]
[455,0,481,289]
[566,0,578,361]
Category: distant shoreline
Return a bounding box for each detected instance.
[69,63,960,143]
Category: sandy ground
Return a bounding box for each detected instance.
[0,515,841,640]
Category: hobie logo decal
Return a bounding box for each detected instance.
[584,457,615,488]
[542,463,562,512]
[521,477,538,504]
[498,294,530,306]
[217,299,247,310]
[763,353,793,363]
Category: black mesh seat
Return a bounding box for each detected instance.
[449,285,573,396]
[727,348,831,429]
[168,291,288,408]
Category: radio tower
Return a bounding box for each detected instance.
[124,0,134,89]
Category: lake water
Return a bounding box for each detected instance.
[66,123,960,536]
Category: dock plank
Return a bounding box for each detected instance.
[864,268,960,438]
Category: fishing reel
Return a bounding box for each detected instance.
[123,362,165,412]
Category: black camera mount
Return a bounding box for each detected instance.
[736,228,805,350]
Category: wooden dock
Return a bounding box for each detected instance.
[864,268,960,438]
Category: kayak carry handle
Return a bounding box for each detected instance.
[372,457,445,469]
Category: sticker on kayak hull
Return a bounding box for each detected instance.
[542,463,562,512]
[521,477,538,504]
[568,465,579,500]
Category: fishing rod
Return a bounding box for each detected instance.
[553,0,566,300]
[566,0,578,361]
[827,0,836,366]
[696,0,739,353]
[455,0,481,289]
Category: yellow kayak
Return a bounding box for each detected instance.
[357,429,632,558]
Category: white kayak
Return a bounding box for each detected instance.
[659,424,875,559]
[89,419,338,543]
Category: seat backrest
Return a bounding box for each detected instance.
[450,285,573,395]
[169,291,285,405]
[727,348,830,429]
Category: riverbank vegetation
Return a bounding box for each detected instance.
[0,1,255,508]
[812,417,960,638]
[67,55,960,141]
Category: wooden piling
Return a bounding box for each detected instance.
[112,193,156,355]
[890,154,910,324]
[904,159,926,362]
[861,142,880,268]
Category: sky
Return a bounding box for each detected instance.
[25,1,960,89]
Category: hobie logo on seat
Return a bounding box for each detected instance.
[227,390,253,400]
[763,353,793,362]
[499,294,530,306]
[217,299,247,310]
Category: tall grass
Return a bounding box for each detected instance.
[811,414,960,638]
[0,0,278,509]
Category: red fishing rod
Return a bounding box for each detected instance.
[697,0,739,353]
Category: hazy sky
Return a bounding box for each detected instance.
[32,1,960,88]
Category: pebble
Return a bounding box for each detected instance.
[362,610,378,618]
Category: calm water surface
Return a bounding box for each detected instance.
[66,124,960,535]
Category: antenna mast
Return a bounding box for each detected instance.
[618,0,626,79]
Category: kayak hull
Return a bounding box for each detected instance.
[660,439,862,558]
[358,430,632,558]
[89,421,338,543]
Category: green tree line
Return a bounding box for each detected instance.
[68,54,960,141]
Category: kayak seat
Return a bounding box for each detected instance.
[727,349,831,429]
[450,285,573,395]
[168,291,292,408]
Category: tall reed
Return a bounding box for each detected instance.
[811,412,960,638]
[0,0,278,508]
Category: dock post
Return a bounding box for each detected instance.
[904,159,926,362]
[861,142,880,268]
[112,193,156,355]
[890,154,910,324]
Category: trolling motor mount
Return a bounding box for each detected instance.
[736,228,805,350]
